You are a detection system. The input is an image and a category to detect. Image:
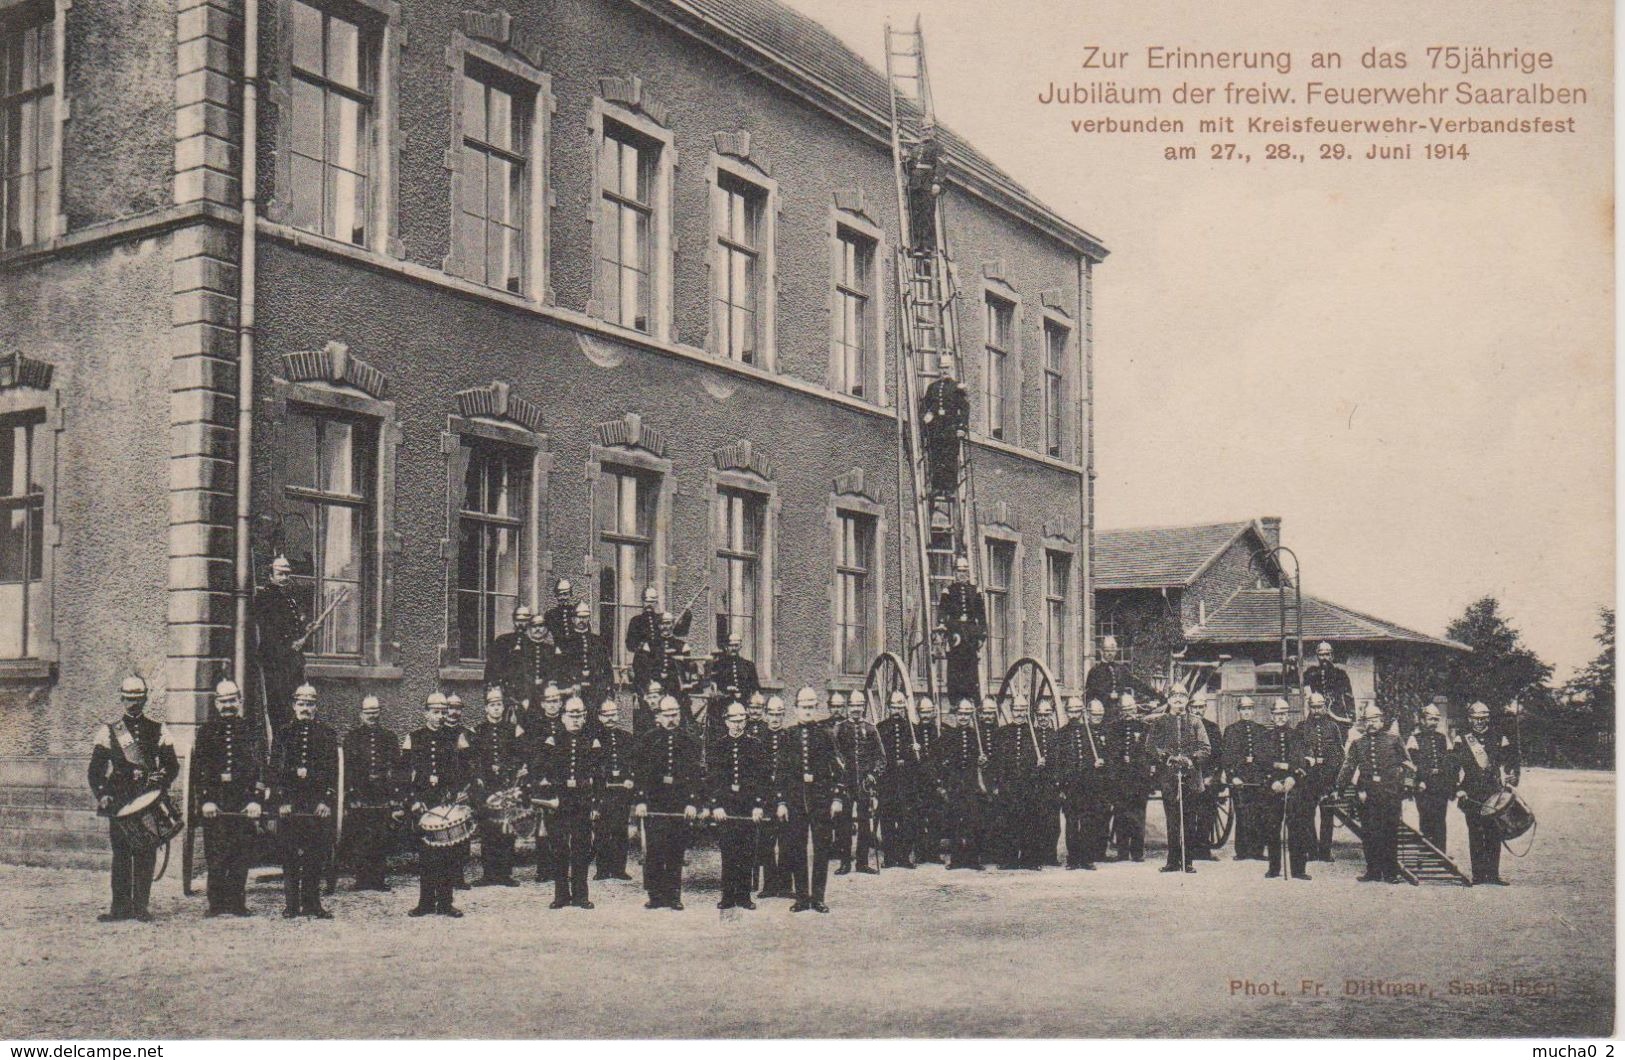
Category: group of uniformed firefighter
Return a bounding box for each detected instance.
[91,611,1521,921]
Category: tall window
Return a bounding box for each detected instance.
[1045,550,1071,679]
[984,539,1016,677]
[833,226,875,397]
[454,442,529,663]
[457,62,530,293]
[985,295,1013,440]
[0,411,44,658]
[715,488,764,658]
[596,466,657,667]
[287,0,377,245]
[713,173,765,363]
[599,121,655,332]
[1044,321,1068,457]
[834,511,875,675]
[1096,611,1133,667]
[1,10,53,250]
[283,409,376,657]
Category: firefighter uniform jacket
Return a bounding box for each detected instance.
[1406,729,1459,796]
[633,726,704,813]
[271,718,338,813]
[193,714,263,812]
[468,719,526,798]
[708,732,767,816]
[401,725,469,809]
[1223,719,1272,788]
[89,713,180,812]
[1336,731,1410,799]
[343,723,400,807]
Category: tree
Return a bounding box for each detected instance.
[1444,596,1554,711]
[1564,607,1615,717]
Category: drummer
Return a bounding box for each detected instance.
[469,686,526,887]
[87,675,179,922]
[402,692,472,917]
[1453,701,1518,886]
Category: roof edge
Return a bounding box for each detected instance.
[1188,588,1471,652]
[627,0,1110,261]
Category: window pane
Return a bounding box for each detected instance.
[462,75,486,145]
[486,84,512,151]
[283,412,318,489]
[289,0,323,75]
[0,582,21,659]
[291,78,324,159]
[0,506,27,582]
[318,419,353,494]
[327,94,364,173]
[456,518,482,592]
[0,423,18,498]
[324,14,361,90]
[461,145,486,218]
[289,154,324,233]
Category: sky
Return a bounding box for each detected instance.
[781,0,1614,679]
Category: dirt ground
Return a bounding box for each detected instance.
[1,767,1612,1038]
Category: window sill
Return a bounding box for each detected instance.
[305,662,405,681]
[437,666,486,683]
[0,659,56,681]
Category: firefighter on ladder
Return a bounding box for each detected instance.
[938,557,985,706]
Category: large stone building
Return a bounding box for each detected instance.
[0,0,1104,864]
[1093,518,1468,726]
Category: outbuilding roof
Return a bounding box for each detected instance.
[1094,520,1265,590]
[1188,588,1469,651]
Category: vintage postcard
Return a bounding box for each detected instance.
[0,0,1613,1043]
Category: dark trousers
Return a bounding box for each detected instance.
[593,791,633,877]
[757,820,791,893]
[258,654,304,736]
[878,783,913,866]
[1191,787,1217,857]
[553,806,592,904]
[1416,792,1450,850]
[1263,791,1309,875]
[914,786,944,862]
[946,788,985,867]
[1063,790,1109,866]
[418,839,465,911]
[1359,793,1403,879]
[345,808,393,887]
[945,651,980,706]
[282,816,330,912]
[1232,786,1264,858]
[1112,792,1148,859]
[477,820,516,881]
[784,805,832,901]
[837,808,878,868]
[718,818,755,905]
[535,817,558,882]
[924,427,959,494]
[1000,784,1046,867]
[1317,801,1337,858]
[1162,787,1194,868]
[642,816,687,903]
[1464,808,1502,883]
[204,816,255,912]
[108,823,158,917]
[1038,791,1062,864]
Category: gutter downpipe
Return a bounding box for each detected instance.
[233,0,259,694]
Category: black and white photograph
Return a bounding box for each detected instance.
[0,0,1613,1044]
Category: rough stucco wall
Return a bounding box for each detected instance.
[948,187,1083,458]
[252,0,1087,444]
[0,234,175,757]
[251,238,1087,732]
[61,0,176,228]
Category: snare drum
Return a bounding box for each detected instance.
[483,788,537,837]
[111,790,184,850]
[1480,787,1535,842]
[418,803,477,847]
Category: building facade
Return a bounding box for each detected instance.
[0,0,1104,864]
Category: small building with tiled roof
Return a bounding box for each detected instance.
[1094,517,1467,726]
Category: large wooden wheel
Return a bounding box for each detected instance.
[998,657,1064,728]
[863,651,915,725]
